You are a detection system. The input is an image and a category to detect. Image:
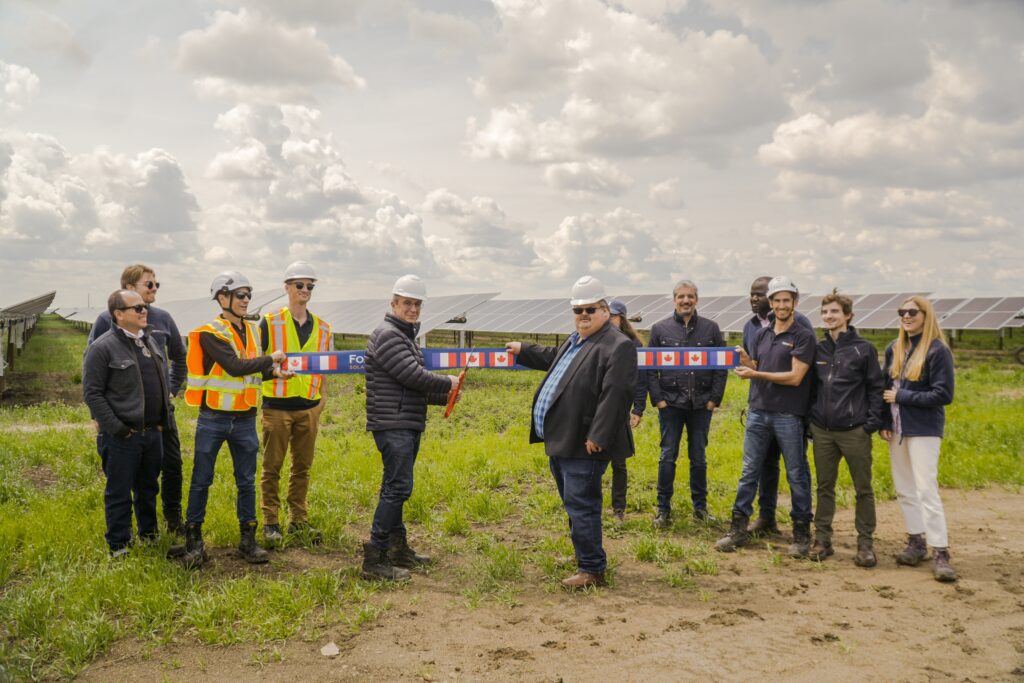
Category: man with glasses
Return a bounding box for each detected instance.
[83,290,171,557]
[647,279,727,527]
[507,276,638,589]
[258,261,332,546]
[362,274,460,581]
[178,271,292,568]
[87,264,188,536]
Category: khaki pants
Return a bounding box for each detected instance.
[261,403,323,525]
[810,423,876,544]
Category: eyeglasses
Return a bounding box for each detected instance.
[291,282,315,291]
[398,300,422,309]
[897,308,922,318]
[234,291,253,300]
[572,306,603,315]
[118,304,148,314]
[140,281,160,290]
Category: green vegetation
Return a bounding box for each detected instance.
[0,316,1021,679]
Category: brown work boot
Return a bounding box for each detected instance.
[854,539,876,568]
[933,548,957,583]
[808,538,834,561]
[560,571,607,590]
[896,533,928,566]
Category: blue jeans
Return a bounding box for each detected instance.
[732,410,813,522]
[186,412,259,525]
[102,429,162,551]
[756,436,782,520]
[370,429,421,550]
[656,406,712,513]
[549,457,610,574]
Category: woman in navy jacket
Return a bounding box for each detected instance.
[880,296,956,582]
[607,299,647,521]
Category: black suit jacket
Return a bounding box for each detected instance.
[517,323,637,461]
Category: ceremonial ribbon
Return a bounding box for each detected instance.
[283,347,741,375]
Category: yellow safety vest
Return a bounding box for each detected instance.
[261,307,332,400]
[184,317,262,411]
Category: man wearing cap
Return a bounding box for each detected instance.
[716,276,816,558]
[647,279,727,527]
[179,271,293,568]
[362,274,461,581]
[259,261,332,546]
[507,276,637,589]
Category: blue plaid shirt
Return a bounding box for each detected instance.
[533,332,586,439]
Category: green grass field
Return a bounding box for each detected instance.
[1,316,1022,679]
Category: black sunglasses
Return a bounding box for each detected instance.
[291,282,315,291]
[234,291,253,300]
[140,280,160,290]
[118,304,148,314]
[897,308,922,317]
[572,306,602,315]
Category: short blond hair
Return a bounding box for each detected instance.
[121,264,155,288]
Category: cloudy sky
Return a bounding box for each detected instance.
[1,0,1022,309]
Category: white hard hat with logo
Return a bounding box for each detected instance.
[392,274,427,300]
[210,271,252,299]
[766,275,799,300]
[284,261,317,282]
[570,275,606,306]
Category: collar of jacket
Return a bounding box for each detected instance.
[672,310,699,327]
[825,325,859,347]
[385,313,421,339]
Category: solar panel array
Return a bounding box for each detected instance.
[315,292,497,337]
[1,291,58,385]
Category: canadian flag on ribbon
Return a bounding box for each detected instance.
[315,355,337,371]
[435,352,458,368]
[637,350,654,366]
[490,351,514,367]
[714,350,734,366]
[461,351,484,368]
[285,356,308,372]
[658,351,679,366]
[685,351,707,367]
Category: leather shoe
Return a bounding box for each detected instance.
[560,571,607,590]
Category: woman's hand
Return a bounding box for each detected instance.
[883,389,897,404]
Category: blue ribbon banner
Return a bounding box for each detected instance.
[284,347,740,375]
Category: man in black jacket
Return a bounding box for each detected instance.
[808,290,884,567]
[507,275,637,589]
[363,274,460,581]
[647,279,727,527]
[83,290,170,557]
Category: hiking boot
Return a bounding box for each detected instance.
[288,521,324,546]
[165,513,185,536]
[263,523,284,544]
[788,520,811,559]
[237,521,269,564]
[109,546,130,560]
[388,531,432,569]
[612,508,626,522]
[362,542,410,581]
[693,508,718,524]
[896,533,928,566]
[653,509,672,530]
[854,539,877,568]
[808,538,834,561]
[933,548,957,583]
[715,512,751,553]
[560,571,607,590]
[748,516,780,537]
[178,522,207,569]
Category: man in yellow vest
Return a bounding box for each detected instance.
[259,261,332,546]
[179,271,293,568]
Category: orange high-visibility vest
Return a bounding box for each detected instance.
[184,316,262,411]
[261,307,332,400]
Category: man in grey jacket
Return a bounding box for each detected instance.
[83,289,170,557]
[362,274,460,581]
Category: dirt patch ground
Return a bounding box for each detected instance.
[1,371,83,407]
[79,488,1024,682]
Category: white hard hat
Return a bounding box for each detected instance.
[570,275,606,306]
[284,260,317,282]
[210,271,252,299]
[766,275,799,299]
[392,274,427,300]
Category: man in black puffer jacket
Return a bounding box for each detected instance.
[362,274,459,581]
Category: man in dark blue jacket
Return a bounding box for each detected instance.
[647,280,726,526]
[808,291,884,567]
[88,264,187,535]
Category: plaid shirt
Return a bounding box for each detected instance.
[532,332,586,439]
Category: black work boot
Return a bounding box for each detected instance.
[178,522,207,569]
[932,548,957,582]
[653,509,672,530]
[896,533,928,566]
[388,531,432,569]
[237,521,269,564]
[362,542,410,581]
[166,511,185,536]
[715,512,751,553]
[788,520,811,559]
[748,516,781,537]
[854,538,877,568]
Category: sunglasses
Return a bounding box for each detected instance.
[897,308,922,318]
[234,291,253,300]
[140,281,160,290]
[572,306,603,315]
[291,282,315,291]
[118,304,148,314]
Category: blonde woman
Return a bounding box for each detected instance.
[880,296,956,582]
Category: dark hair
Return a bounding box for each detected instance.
[820,288,854,320]
[107,289,130,317]
[616,316,640,343]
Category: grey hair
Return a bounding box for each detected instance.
[672,279,698,296]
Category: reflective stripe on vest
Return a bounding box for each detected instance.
[261,307,332,400]
[184,317,262,411]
